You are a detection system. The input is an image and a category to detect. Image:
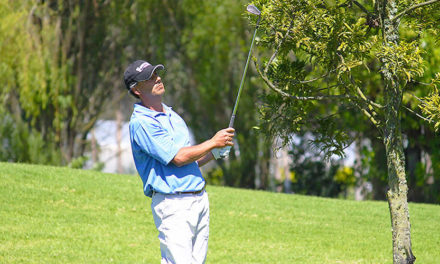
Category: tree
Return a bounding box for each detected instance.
[252,0,440,262]
[0,0,135,165]
[0,0,65,164]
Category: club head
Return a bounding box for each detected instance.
[246,4,261,16]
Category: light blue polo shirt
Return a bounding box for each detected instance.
[129,103,205,198]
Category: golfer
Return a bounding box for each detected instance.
[124,60,234,264]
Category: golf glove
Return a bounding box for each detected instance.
[211,146,232,160]
[219,146,231,158]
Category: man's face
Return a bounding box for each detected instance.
[136,72,165,97]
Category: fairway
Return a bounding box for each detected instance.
[0,162,439,263]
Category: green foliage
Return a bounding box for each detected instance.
[251,0,440,209]
[288,136,352,197]
[0,114,60,165]
[68,156,89,169]
[334,166,355,185]
[401,0,440,42]
[0,1,80,164]
[203,166,224,186]
[377,41,424,82]
[251,0,380,155]
[429,152,440,203]
[419,74,440,131]
[252,0,440,153]
[0,0,148,165]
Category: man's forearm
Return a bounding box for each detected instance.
[197,152,214,167]
[172,127,234,167]
[171,140,215,167]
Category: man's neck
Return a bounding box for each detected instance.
[140,98,164,113]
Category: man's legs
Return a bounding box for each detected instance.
[151,191,209,264]
[192,191,209,264]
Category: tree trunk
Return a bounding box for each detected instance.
[91,128,98,164]
[380,0,416,263]
[384,116,415,264]
[354,134,364,200]
[116,108,123,174]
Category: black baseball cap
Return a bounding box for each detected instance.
[123,60,165,91]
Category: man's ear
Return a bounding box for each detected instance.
[132,86,141,97]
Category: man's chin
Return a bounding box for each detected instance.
[154,88,165,96]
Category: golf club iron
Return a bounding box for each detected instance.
[228,4,261,128]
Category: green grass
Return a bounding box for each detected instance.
[0,162,439,263]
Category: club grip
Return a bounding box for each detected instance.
[229,115,236,128]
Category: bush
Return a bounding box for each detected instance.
[0,114,61,165]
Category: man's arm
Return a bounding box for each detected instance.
[171,128,234,167]
[196,152,214,167]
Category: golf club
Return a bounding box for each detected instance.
[228,4,261,128]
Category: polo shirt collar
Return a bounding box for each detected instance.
[133,102,172,118]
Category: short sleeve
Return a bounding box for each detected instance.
[132,121,180,165]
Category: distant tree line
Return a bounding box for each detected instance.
[0,0,439,207]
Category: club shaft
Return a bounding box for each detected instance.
[229,17,261,128]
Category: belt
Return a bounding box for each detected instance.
[152,186,205,196]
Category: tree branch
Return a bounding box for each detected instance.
[403,105,432,123]
[347,72,384,109]
[341,73,382,129]
[298,69,337,83]
[408,91,426,104]
[338,0,371,15]
[354,85,384,109]
[411,80,431,86]
[316,84,341,92]
[258,60,383,109]
[257,59,384,130]
[352,102,381,127]
[265,19,295,74]
[257,63,353,101]
[392,0,440,22]
[352,0,371,15]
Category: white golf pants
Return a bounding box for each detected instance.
[151,191,209,264]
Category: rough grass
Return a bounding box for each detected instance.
[0,162,439,263]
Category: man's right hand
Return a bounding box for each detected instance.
[211,128,235,148]
[210,128,235,160]
[173,128,235,166]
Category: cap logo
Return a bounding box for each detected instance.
[136,62,151,72]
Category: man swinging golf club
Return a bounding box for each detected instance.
[124,4,260,264]
[124,59,234,264]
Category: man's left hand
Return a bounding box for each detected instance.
[219,146,231,158]
[212,146,232,160]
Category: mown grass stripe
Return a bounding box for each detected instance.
[1,162,439,263]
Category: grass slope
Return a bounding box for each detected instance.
[0,162,439,264]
